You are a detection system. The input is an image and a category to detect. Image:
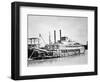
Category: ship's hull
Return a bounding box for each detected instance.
[28,46,85,60]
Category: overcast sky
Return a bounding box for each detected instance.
[28,15,88,45]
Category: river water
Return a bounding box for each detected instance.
[28,50,88,67]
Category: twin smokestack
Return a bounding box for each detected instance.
[54,30,61,43]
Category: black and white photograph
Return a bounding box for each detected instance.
[27,15,88,67]
[11,2,97,80]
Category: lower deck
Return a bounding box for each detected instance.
[28,50,88,67]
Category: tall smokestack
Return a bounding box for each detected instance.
[49,32,51,45]
[60,30,61,42]
[54,30,56,43]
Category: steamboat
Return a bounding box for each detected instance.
[28,30,86,60]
